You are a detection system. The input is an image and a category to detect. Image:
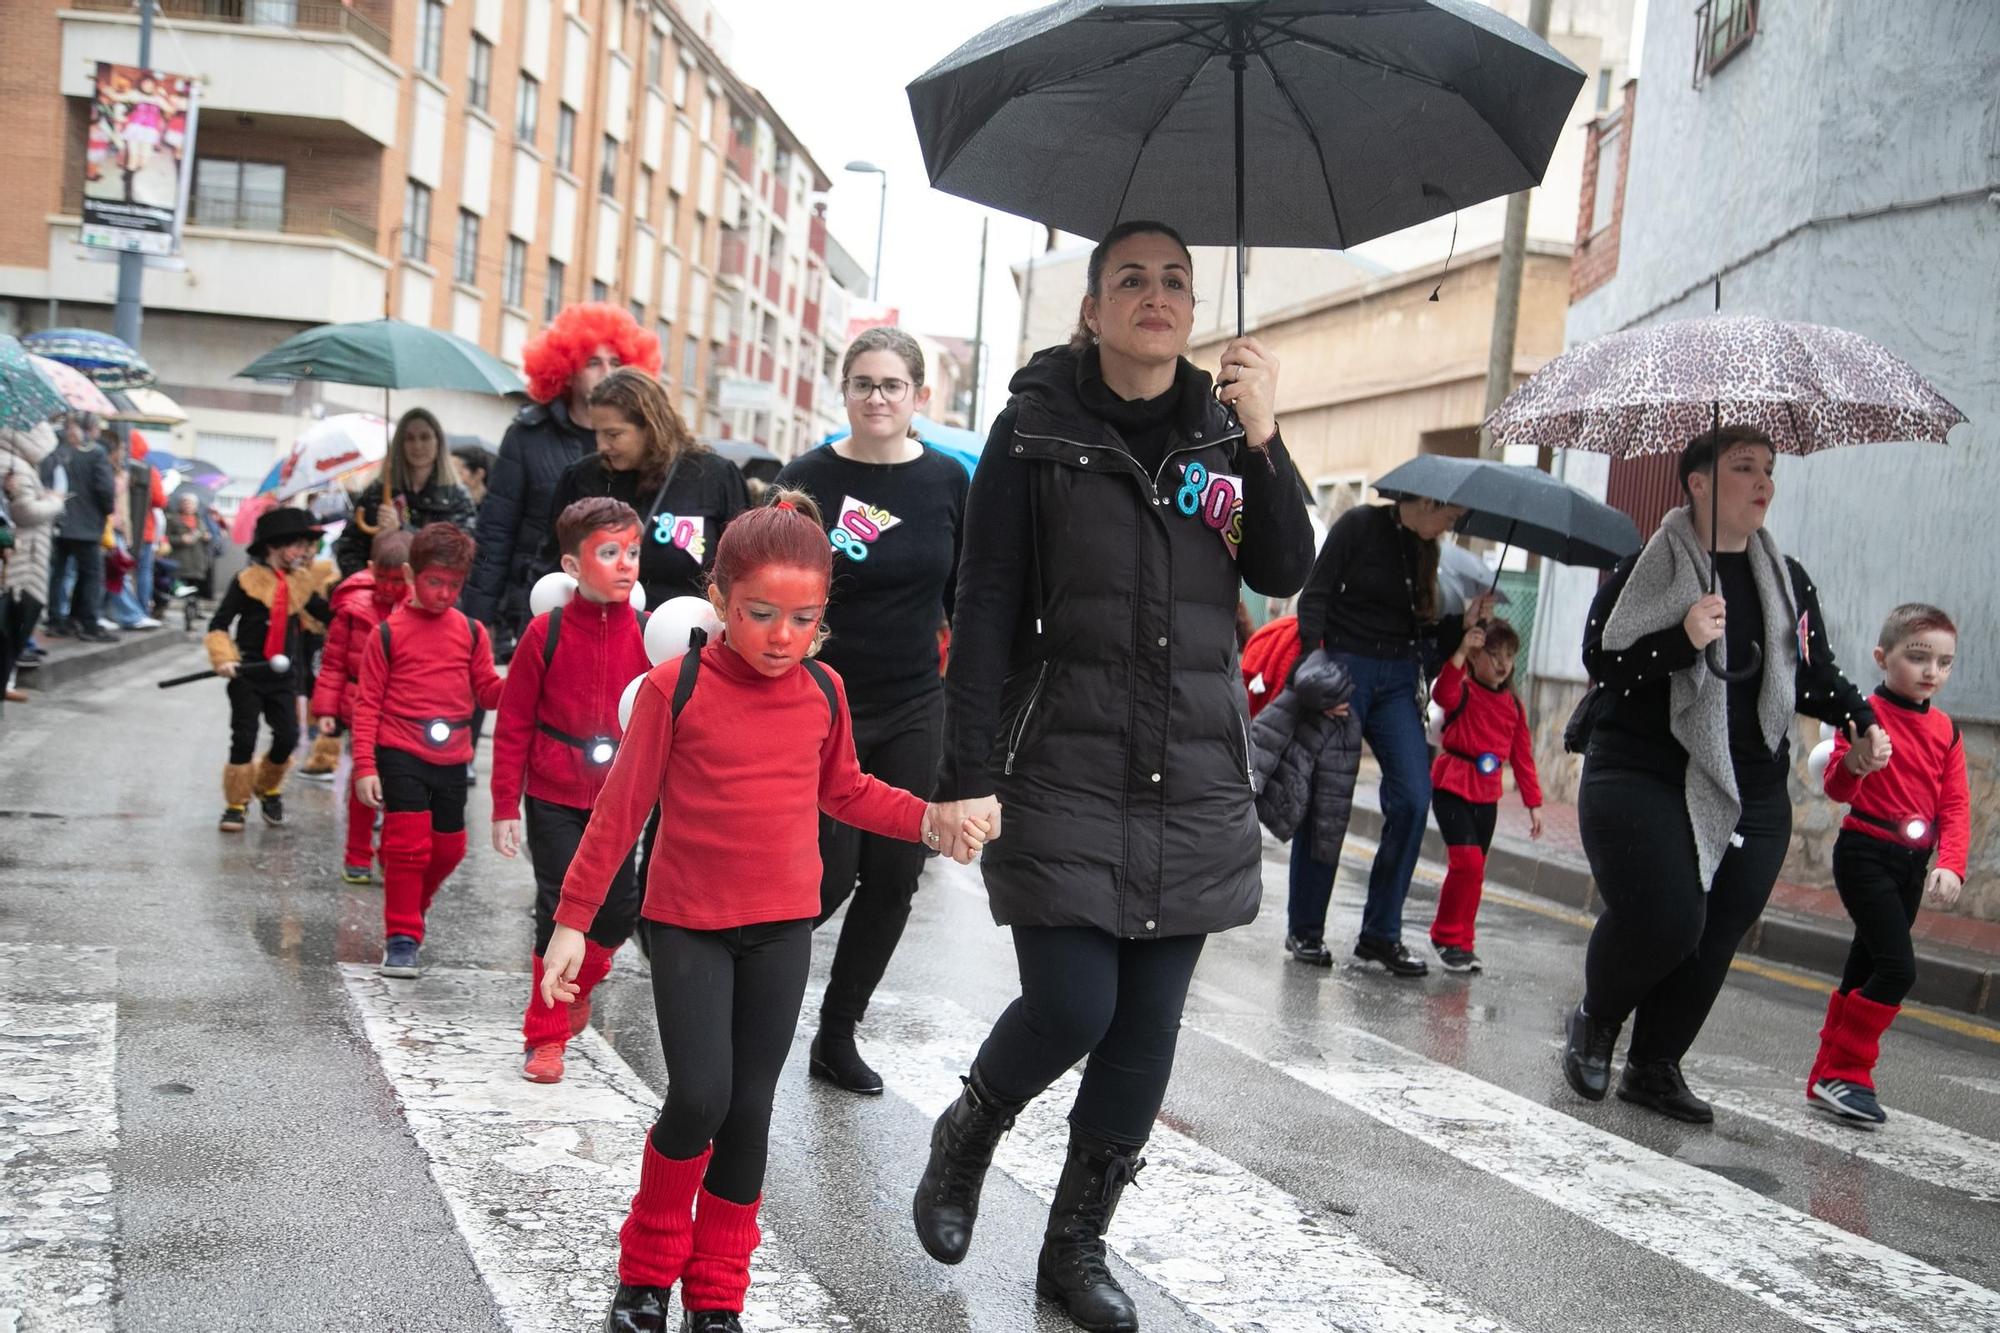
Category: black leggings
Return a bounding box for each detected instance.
[526,795,644,953]
[1579,762,1791,1064]
[815,690,943,1025]
[1432,788,1498,851]
[975,926,1206,1147]
[376,746,467,832]
[1834,829,1928,1006]
[645,918,812,1204]
[227,675,300,765]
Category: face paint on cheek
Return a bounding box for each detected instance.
[575,526,642,602]
[413,570,465,612]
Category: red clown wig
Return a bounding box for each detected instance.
[521,303,663,405]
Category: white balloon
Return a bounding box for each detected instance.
[1807,738,1836,785]
[644,596,723,667]
[1424,701,1446,746]
[529,571,577,616]
[628,582,647,613]
[1818,721,1836,742]
[617,672,649,731]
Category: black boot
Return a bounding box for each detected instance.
[913,1063,1028,1264]
[602,1284,670,1333]
[1035,1130,1144,1332]
[1617,1058,1714,1124]
[809,1017,883,1095]
[1561,1003,1620,1101]
[679,1312,742,1332]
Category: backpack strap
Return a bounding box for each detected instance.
[377,620,391,662]
[670,627,708,719]
[801,658,838,724]
[542,605,563,668]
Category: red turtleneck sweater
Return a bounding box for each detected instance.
[351,604,504,777]
[1825,686,1969,877]
[555,642,928,933]
[1429,660,1542,808]
[491,598,653,820]
[311,569,404,725]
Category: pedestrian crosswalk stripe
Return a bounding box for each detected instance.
[0,944,119,1331]
[1184,1003,2000,1333]
[338,964,851,1333]
[1941,1073,2000,1098]
[1705,1085,2000,1203]
[863,993,1521,1333]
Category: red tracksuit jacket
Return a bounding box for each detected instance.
[556,642,927,933]
[310,570,400,725]
[1825,686,1969,877]
[351,603,504,778]
[1429,660,1543,808]
[490,599,652,821]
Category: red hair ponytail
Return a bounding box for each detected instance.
[711,488,830,601]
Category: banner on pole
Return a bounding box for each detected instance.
[80,62,200,257]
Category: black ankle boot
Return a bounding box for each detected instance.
[913,1063,1027,1264]
[1036,1131,1144,1332]
[809,1018,883,1095]
[679,1311,742,1332]
[1561,1003,1621,1102]
[602,1284,670,1333]
[1617,1058,1714,1124]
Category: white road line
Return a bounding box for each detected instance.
[864,994,1519,1333]
[1705,1085,2000,1204]
[1940,1074,2000,1098]
[338,965,850,1333]
[0,944,119,1332]
[1185,1005,2000,1333]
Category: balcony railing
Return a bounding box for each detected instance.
[801,298,819,337]
[794,375,812,413]
[764,267,781,305]
[724,136,754,182]
[71,0,392,56]
[65,180,379,248]
[772,181,789,222]
[718,230,747,280]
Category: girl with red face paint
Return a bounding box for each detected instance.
[540,491,992,1333]
[491,498,653,1085]
[311,529,413,883]
[350,523,505,979]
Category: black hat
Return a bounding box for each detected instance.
[248,506,323,556]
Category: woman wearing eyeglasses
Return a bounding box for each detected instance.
[773,327,970,1096]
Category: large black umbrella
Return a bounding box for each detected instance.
[909,0,1585,332]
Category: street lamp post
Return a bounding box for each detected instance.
[844,160,887,302]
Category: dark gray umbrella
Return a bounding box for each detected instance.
[1371,453,1481,506]
[908,0,1585,333]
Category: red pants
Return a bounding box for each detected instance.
[1429,790,1498,950]
[380,811,466,945]
[523,942,617,1048]
[343,780,376,869]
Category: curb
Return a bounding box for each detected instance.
[1341,802,1998,1021]
[16,627,203,695]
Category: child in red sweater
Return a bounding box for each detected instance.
[311,529,411,885]
[1425,619,1543,973]
[542,491,988,1333]
[1809,603,1969,1125]
[352,523,504,978]
[492,497,652,1084]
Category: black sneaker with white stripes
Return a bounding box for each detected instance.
[1810,1078,1888,1125]
[1435,944,1483,973]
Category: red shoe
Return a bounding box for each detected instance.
[523,1042,566,1083]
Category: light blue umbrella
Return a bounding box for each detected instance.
[821,414,985,475]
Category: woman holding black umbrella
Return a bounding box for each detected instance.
[1560,425,1890,1121]
[918,221,1314,1331]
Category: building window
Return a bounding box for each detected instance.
[629,299,647,326]
[1694,0,1757,87]
[646,28,665,87]
[503,238,527,308]
[191,158,285,231]
[673,59,690,109]
[455,209,481,284]
[469,36,494,111]
[636,166,653,223]
[592,279,610,302]
[1590,123,1621,235]
[1596,67,1613,111]
[556,106,577,172]
[599,134,619,196]
[417,0,447,78]
[683,334,701,387]
[515,74,541,142]
[402,180,433,261]
[665,190,682,242]
[545,259,566,321]
[656,319,673,371]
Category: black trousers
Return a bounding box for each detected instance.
[377,746,468,831]
[976,926,1206,1147]
[815,690,943,1025]
[1579,762,1792,1064]
[525,794,644,953]
[1834,829,1929,1006]
[51,537,103,627]
[645,918,812,1204]
[1432,788,1498,851]
[227,674,301,766]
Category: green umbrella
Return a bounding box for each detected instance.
[235,318,524,396]
[0,335,71,430]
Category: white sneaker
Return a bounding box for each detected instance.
[97,618,122,632]
[131,616,164,630]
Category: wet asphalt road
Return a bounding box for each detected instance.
[4,646,1999,1333]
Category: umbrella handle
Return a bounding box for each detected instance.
[1705,638,1762,682]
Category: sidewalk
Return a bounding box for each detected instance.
[10,618,201,697]
[1335,759,2000,1019]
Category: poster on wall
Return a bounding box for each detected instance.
[80,62,201,257]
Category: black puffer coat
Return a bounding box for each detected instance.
[1250,649,1362,863]
[462,398,595,641]
[331,476,478,577]
[940,346,1315,939]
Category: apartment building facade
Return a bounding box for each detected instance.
[0,0,848,490]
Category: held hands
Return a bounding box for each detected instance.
[355,774,384,809]
[1841,721,1894,776]
[1217,337,1279,449]
[1529,807,1545,840]
[492,819,522,858]
[317,716,339,737]
[1683,593,1727,651]
[1924,868,1964,910]
[926,796,1004,863]
[539,925,587,1008]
